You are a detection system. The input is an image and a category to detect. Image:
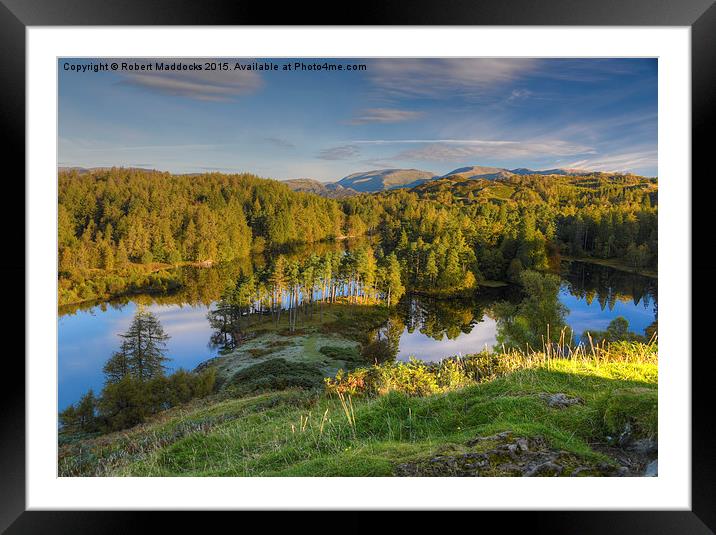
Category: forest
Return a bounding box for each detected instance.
[58,168,657,306]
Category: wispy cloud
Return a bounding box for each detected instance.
[368,58,539,99]
[317,145,360,160]
[347,108,423,125]
[264,137,295,149]
[393,139,594,162]
[352,139,519,145]
[115,58,263,101]
[561,150,657,174]
[507,88,532,101]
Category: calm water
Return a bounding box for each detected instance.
[58,260,656,409]
[396,262,657,362]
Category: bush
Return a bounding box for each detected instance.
[325,351,513,398]
[360,338,397,363]
[64,368,218,435]
[98,376,150,432]
[229,358,324,394]
[319,345,360,361]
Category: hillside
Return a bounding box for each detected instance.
[335,168,435,192]
[441,166,591,181]
[441,165,515,180]
[407,172,658,205]
[58,342,658,477]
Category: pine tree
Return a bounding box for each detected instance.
[384,253,404,306]
[425,250,438,286]
[119,307,171,381]
[103,348,131,384]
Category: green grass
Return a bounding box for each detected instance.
[206,303,386,385]
[59,342,657,477]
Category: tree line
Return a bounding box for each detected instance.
[58,169,657,305]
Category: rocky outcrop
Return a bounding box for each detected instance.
[395,432,629,477]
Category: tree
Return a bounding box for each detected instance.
[103,349,131,384]
[583,316,645,345]
[425,250,438,286]
[60,389,98,433]
[118,307,171,381]
[98,375,149,432]
[383,253,405,306]
[495,270,569,350]
[75,390,98,432]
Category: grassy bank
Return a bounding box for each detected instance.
[204,303,391,392]
[59,341,657,477]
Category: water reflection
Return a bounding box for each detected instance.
[391,262,657,362]
[561,261,657,341]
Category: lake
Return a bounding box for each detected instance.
[58,260,656,409]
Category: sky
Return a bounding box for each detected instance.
[58,58,658,181]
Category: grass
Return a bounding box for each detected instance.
[59,341,657,477]
[206,303,386,385]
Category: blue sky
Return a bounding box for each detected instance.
[59,58,657,181]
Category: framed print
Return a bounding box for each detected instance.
[3,0,713,530]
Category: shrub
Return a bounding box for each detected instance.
[229,358,324,394]
[319,345,360,361]
[360,338,397,363]
[326,342,657,399]
[325,351,511,398]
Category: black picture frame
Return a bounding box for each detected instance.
[2,0,710,531]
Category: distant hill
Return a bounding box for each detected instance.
[510,167,588,176]
[283,178,358,198]
[335,169,436,192]
[408,171,657,205]
[441,166,515,180]
[441,166,591,180]
[61,164,602,200]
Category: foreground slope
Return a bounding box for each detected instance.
[59,343,657,477]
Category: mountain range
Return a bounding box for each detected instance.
[283,165,594,196]
[60,164,599,197]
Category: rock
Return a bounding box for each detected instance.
[523,461,564,477]
[540,393,583,409]
[395,433,625,477]
[644,459,658,477]
[627,438,658,455]
[516,438,530,452]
